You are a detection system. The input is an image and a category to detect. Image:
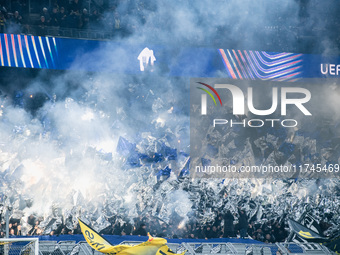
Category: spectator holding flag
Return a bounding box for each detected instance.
[238,207,248,238]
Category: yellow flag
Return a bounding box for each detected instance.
[78,218,131,254]
[78,218,186,255]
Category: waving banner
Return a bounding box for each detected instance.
[288,219,328,242]
[78,218,185,255]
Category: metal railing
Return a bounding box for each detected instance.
[34,240,335,255]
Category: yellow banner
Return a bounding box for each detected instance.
[78,218,131,254]
[78,218,186,255]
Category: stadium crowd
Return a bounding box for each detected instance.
[1,208,292,243]
[0,0,146,36]
[0,0,338,248]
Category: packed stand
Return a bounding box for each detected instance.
[0,206,334,244]
[0,210,282,242]
[0,0,150,38]
[0,3,28,34]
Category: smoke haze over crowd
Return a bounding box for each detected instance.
[0,0,339,240]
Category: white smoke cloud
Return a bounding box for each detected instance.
[0,0,339,236]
